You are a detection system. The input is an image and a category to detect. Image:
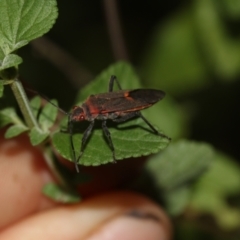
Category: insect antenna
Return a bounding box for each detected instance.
[25,87,69,116]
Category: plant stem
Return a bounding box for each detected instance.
[103,0,129,61]
[10,79,40,129]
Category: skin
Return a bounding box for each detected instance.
[0,130,172,240]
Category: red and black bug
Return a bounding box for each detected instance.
[67,75,170,172]
[28,76,170,172]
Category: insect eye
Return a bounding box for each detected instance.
[80,115,85,120]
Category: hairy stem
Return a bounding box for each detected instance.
[10,79,40,129]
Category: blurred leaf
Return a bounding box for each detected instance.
[53,61,170,166]
[0,54,22,70]
[134,140,214,216]
[146,140,214,190]
[42,183,81,203]
[219,0,240,19]
[164,187,191,215]
[29,126,48,145]
[4,124,28,138]
[141,11,208,96]
[194,0,240,80]
[189,153,240,230]
[39,99,58,131]
[0,0,58,54]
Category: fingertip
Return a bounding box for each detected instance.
[0,191,172,240]
[0,131,56,229]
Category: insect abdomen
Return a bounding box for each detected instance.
[128,89,165,104]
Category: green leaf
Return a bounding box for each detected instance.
[29,96,41,118]
[29,126,48,145]
[42,183,81,203]
[29,97,58,144]
[189,153,240,230]
[146,140,214,190]
[53,61,170,166]
[220,0,240,18]
[194,0,240,80]
[0,107,28,138]
[0,107,26,127]
[0,108,14,127]
[4,124,28,138]
[164,187,191,215]
[141,140,214,216]
[0,54,22,70]
[39,99,58,131]
[0,80,3,97]
[53,118,170,166]
[0,0,58,54]
[141,11,208,96]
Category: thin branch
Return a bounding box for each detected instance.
[103,0,129,61]
[31,37,93,88]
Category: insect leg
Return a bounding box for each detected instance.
[113,112,138,123]
[102,120,116,162]
[75,121,95,170]
[108,75,122,92]
[137,112,171,140]
[68,115,80,172]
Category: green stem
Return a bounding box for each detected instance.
[10,79,40,129]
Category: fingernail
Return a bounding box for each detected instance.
[126,209,161,222]
[86,212,168,240]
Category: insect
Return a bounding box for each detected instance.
[28,76,170,172]
[67,75,170,172]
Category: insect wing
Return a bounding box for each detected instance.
[87,89,165,114]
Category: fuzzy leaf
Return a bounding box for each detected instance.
[39,99,58,131]
[0,0,58,54]
[0,54,22,70]
[0,108,14,127]
[53,61,170,166]
[29,126,48,145]
[42,183,81,203]
[5,124,28,138]
[29,96,41,118]
[53,119,170,166]
[0,107,26,127]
